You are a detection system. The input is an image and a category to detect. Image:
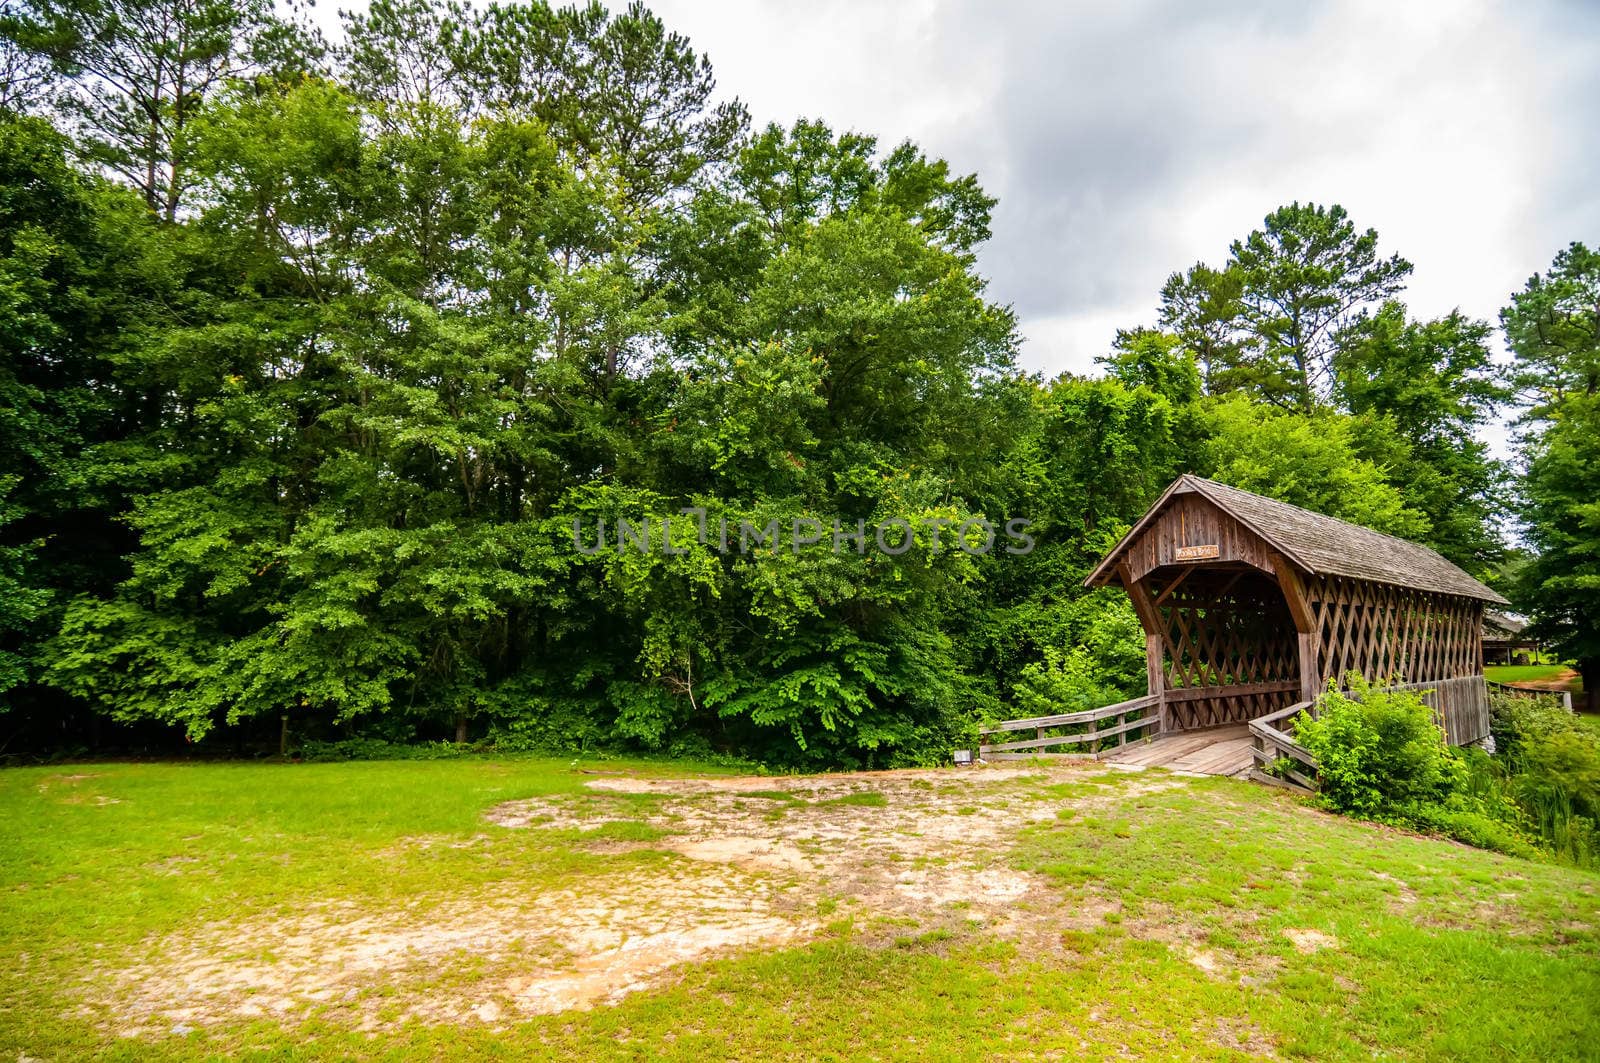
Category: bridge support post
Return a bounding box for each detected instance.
[1146,633,1168,734]
[1271,553,1321,705]
[1118,561,1170,736]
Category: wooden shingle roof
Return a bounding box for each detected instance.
[1085,474,1510,605]
[1483,610,1528,638]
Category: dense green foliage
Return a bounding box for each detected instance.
[1294,681,1599,868]
[1487,691,1600,865]
[0,0,1578,766]
[1503,242,1600,713]
[1294,679,1464,819]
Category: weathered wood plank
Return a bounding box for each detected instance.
[978,695,1156,735]
[980,712,1157,754]
[1124,492,1278,585]
[980,732,1098,754]
[1163,680,1298,704]
[1099,725,1254,775]
[1107,733,1214,764]
[1173,737,1254,775]
[978,710,1096,735]
[1248,768,1316,795]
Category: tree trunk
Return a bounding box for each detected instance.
[279,714,289,758]
[455,712,468,744]
[1581,660,1598,716]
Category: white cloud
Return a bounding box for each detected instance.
[313,0,1599,406]
[650,0,1599,386]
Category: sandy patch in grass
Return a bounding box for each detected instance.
[1210,1018,1281,1057]
[581,763,1057,794]
[90,861,806,1037]
[1283,928,1339,953]
[86,761,1170,1036]
[489,764,1117,932]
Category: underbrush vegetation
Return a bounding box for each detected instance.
[1294,679,1600,867]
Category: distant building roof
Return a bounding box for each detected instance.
[1086,474,1511,605]
[1483,610,1529,639]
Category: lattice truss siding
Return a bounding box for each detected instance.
[1151,568,1300,731]
[1305,576,1484,685]
[1088,477,1506,743]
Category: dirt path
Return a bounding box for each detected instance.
[86,761,1192,1037]
[1501,668,1582,692]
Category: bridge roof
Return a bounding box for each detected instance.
[1084,474,1510,605]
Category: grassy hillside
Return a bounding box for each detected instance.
[2,757,1596,1060]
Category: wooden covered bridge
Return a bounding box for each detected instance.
[980,475,1510,788]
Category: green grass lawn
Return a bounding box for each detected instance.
[1485,664,1584,691]
[2,757,1596,1060]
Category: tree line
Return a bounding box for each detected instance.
[1,0,1594,762]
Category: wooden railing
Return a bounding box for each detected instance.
[988,674,1504,784]
[1488,679,1573,713]
[978,694,1159,761]
[1249,675,1496,794]
[1247,700,1317,792]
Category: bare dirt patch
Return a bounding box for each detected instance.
[1210,1018,1281,1058]
[486,763,1162,937]
[1283,928,1339,953]
[90,861,805,1037]
[86,760,1179,1036]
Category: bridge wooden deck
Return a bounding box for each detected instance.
[1100,724,1255,777]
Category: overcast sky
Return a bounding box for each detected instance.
[642,0,1599,381]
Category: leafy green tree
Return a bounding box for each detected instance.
[346,0,748,208]
[1098,328,1207,464]
[6,0,1531,766]
[1150,204,1504,567]
[639,121,1020,765]
[1154,262,1244,394]
[962,372,1185,713]
[7,0,316,219]
[1502,242,1600,713]
[0,479,47,698]
[46,76,369,735]
[1502,242,1600,409]
[1200,394,1429,539]
[1337,302,1509,571]
[0,113,156,710]
[1160,202,1412,410]
[1100,328,1201,408]
[0,0,52,110]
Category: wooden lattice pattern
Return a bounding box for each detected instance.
[1152,568,1300,730]
[1305,576,1483,686]
[1103,480,1496,741]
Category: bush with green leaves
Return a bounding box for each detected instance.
[297,738,469,763]
[1012,645,1127,720]
[1295,683,1600,867]
[1487,692,1600,867]
[1294,678,1462,818]
[1490,689,1582,757]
